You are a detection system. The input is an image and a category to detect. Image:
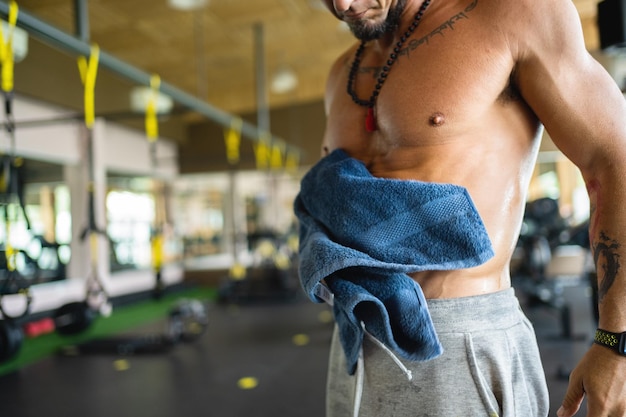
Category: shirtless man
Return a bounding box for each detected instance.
[314,0,626,415]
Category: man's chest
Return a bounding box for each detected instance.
[326,46,514,147]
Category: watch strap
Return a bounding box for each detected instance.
[594,328,626,356]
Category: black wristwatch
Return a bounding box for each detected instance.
[594,328,626,356]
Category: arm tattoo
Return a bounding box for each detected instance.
[592,231,621,303]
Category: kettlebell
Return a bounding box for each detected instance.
[53,301,96,336]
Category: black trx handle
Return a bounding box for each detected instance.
[3,91,13,133]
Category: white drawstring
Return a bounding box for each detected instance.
[316,285,413,417]
[352,322,414,417]
[364,329,413,381]
[353,347,364,417]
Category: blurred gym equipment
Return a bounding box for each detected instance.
[58,298,209,356]
[512,197,593,339]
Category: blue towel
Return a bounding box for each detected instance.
[294,149,494,374]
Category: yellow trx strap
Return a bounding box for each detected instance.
[285,148,300,174]
[144,75,164,275]
[254,132,271,170]
[89,232,98,268]
[0,1,19,271]
[285,149,300,174]
[4,222,16,271]
[270,142,284,170]
[145,74,160,142]
[0,1,18,93]
[77,45,100,128]
[151,233,163,271]
[223,117,242,165]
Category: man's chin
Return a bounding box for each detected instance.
[349,21,387,41]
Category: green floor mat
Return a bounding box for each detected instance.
[0,286,217,376]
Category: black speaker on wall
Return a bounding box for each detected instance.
[598,0,626,50]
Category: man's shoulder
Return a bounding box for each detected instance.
[480,0,568,13]
[476,0,576,28]
[477,0,582,59]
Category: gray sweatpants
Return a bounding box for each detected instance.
[326,288,549,417]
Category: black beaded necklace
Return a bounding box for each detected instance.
[347,0,432,132]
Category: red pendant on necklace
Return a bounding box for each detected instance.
[365,107,377,132]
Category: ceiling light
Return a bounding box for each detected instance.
[167,0,209,11]
[130,86,174,114]
[1,20,28,62]
[271,67,298,94]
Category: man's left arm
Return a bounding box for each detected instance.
[510,0,626,415]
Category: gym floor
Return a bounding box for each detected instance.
[0,277,596,417]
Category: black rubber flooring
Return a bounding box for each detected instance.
[0,280,597,417]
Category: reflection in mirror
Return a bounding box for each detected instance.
[173,174,228,264]
[172,171,302,269]
[106,175,182,275]
[0,158,70,293]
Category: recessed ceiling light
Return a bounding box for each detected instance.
[130,86,174,114]
[271,67,298,94]
[167,0,208,11]
[0,20,28,62]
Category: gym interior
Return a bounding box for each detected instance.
[0,1,622,416]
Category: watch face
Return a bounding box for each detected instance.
[619,334,626,356]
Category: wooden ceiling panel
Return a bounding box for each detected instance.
[133,15,197,45]
[208,0,291,26]
[17,1,74,32]
[85,1,135,33]
[13,0,353,113]
[93,27,159,55]
[94,0,173,18]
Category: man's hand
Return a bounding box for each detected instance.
[557,343,626,416]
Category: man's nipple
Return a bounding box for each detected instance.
[429,112,445,126]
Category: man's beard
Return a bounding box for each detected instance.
[348,0,407,41]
